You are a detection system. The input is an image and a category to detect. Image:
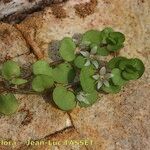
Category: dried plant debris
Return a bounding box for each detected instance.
[74,0,97,18]
[51,5,67,18]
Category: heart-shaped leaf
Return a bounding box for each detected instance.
[2,60,20,80]
[32,75,54,92]
[53,86,76,111]
[0,93,19,115]
[53,63,75,84]
[74,55,86,68]
[82,30,102,45]
[33,60,53,76]
[80,66,96,92]
[59,37,76,62]
[111,68,127,86]
[11,78,28,85]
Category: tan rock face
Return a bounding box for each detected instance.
[0,0,150,150]
[25,128,87,150]
[70,81,150,150]
[0,94,72,149]
[0,22,30,63]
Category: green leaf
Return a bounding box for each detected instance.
[130,58,145,78]
[52,63,75,84]
[111,68,127,86]
[53,86,76,111]
[109,32,125,44]
[107,57,127,69]
[105,32,125,52]
[102,80,121,94]
[107,44,124,51]
[122,71,139,80]
[119,59,131,70]
[0,93,19,115]
[32,60,53,76]
[11,78,28,85]
[2,60,20,80]
[80,66,96,92]
[74,55,86,68]
[78,91,98,107]
[100,27,114,44]
[82,30,102,45]
[32,75,54,92]
[97,46,109,56]
[59,37,76,62]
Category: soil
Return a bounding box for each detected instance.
[74,0,97,18]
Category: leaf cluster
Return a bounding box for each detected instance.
[0,27,145,114]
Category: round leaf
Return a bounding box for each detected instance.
[52,63,75,84]
[11,78,28,85]
[32,75,54,92]
[2,60,20,80]
[53,86,76,111]
[80,66,96,92]
[82,30,102,45]
[74,55,86,68]
[0,93,19,115]
[33,60,53,76]
[59,37,76,62]
[111,68,127,86]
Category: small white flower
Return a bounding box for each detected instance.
[76,92,90,105]
[93,67,113,90]
[80,47,99,68]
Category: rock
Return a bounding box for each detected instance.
[20,128,87,150]
[0,94,72,149]
[0,22,30,63]
[0,0,150,149]
[0,0,68,21]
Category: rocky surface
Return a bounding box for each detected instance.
[0,0,68,21]
[0,0,150,149]
[0,22,30,63]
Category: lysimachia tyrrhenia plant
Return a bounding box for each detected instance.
[0,27,145,115]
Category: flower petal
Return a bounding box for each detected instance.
[100,67,106,75]
[93,74,100,80]
[76,94,90,105]
[80,51,90,57]
[91,46,98,54]
[97,81,103,89]
[103,80,110,87]
[105,73,113,79]
[92,60,99,69]
[84,60,91,66]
